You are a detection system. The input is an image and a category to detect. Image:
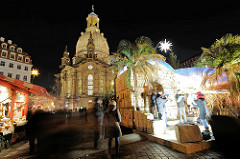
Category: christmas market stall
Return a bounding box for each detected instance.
[0,74,51,149]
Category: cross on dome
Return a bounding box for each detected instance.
[86,5,100,31]
[88,5,98,17]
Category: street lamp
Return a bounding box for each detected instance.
[31,68,39,83]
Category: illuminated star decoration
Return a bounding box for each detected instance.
[159,39,172,53]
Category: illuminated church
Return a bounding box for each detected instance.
[55,9,116,110]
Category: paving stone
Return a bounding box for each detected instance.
[0,116,227,159]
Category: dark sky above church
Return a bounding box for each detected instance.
[1,0,240,88]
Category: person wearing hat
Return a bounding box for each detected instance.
[195,91,210,131]
[103,100,122,156]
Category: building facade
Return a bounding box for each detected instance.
[0,37,33,83]
[55,10,116,111]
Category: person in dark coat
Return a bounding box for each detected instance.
[83,107,88,122]
[194,91,210,131]
[93,97,105,149]
[26,107,37,154]
[150,91,157,114]
[103,100,122,156]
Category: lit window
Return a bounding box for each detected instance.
[88,90,93,95]
[88,74,93,95]
[88,74,93,85]
[88,86,93,89]
[88,65,93,70]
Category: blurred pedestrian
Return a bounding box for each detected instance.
[194,91,210,131]
[156,91,168,126]
[66,109,72,124]
[25,107,38,154]
[83,107,88,122]
[187,93,197,116]
[79,107,83,118]
[150,91,157,118]
[176,90,187,123]
[104,100,122,156]
[93,97,105,149]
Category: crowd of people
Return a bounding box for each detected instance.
[151,90,210,132]
[25,91,211,157]
[26,98,122,157]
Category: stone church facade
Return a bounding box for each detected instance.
[55,10,116,111]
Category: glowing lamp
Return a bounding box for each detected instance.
[31,69,39,77]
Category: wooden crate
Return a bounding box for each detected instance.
[146,120,154,134]
[138,119,144,132]
[134,120,138,130]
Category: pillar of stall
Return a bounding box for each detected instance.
[10,89,16,121]
[23,92,29,117]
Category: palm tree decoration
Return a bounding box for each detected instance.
[114,36,165,109]
[196,33,240,95]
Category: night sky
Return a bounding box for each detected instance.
[1,0,240,89]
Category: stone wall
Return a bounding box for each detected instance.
[116,61,179,129]
[152,62,178,119]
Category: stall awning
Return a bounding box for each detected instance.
[0,74,51,97]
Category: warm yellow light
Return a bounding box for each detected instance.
[111,80,114,86]
[31,69,39,77]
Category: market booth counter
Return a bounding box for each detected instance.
[0,74,51,150]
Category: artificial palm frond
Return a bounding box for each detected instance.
[114,36,167,110]
[196,33,240,95]
[126,67,132,89]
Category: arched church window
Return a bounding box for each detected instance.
[88,74,93,85]
[88,74,93,95]
[67,80,71,97]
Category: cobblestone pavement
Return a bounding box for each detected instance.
[82,140,225,159]
[0,113,226,159]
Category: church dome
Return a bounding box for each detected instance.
[75,11,109,61]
